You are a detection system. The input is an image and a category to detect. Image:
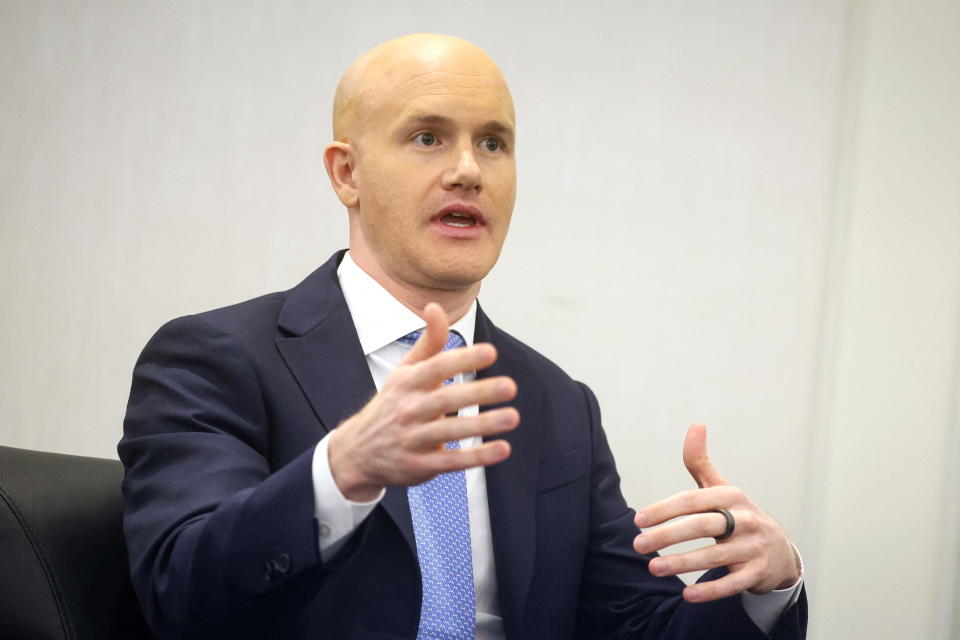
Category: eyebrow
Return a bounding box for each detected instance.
[398,113,516,142]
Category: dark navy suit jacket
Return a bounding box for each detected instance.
[119,251,807,639]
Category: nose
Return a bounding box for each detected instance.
[442,147,482,193]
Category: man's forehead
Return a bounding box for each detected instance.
[388,70,514,120]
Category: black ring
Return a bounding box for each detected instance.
[711,508,735,541]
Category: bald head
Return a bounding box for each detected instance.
[323,33,517,302]
[332,34,514,142]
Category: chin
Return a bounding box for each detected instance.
[420,255,496,291]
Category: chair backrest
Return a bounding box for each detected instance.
[0,446,152,639]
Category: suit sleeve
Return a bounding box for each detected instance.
[119,315,341,638]
[572,382,808,639]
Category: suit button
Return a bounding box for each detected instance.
[274,553,291,575]
[264,553,291,583]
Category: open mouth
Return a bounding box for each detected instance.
[433,205,486,233]
[440,212,479,228]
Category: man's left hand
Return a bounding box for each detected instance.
[632,423,800,603]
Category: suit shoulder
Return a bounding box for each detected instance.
[148,253,345,345]
[154,290,290,343]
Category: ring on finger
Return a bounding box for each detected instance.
[710,508,735,541]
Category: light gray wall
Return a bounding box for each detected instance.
[805,1,960,638]
[1,1,957,637]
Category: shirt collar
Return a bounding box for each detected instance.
[337,251,477,355]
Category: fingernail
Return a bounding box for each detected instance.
[634,536,649,552]
[685,587,700,601]
[649,558,663,574]
[635,512,649,527]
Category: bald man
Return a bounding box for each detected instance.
[120,34,807,639]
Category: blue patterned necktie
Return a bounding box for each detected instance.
[396,330,475,640]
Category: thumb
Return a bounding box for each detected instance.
[682,422,728,488]
[400,302,449,365]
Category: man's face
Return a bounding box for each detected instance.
[349,58,517,292]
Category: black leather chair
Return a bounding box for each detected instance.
[0,446,152,639]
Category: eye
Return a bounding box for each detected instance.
[480,136,501,152]
[415,132,437,146]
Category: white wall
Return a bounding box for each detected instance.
[0,1,956,637]
[805,1,960,638]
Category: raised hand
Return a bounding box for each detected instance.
[632,423,800,603]
[328,302,520,501]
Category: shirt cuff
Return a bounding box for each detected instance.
[311,434,384,562]
[739,543,805,635]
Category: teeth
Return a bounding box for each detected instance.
[441,211,476,228]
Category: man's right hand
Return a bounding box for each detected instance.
[328,302,519,502]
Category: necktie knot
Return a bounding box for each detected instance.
[397,330,466,352]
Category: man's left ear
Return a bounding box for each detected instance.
[323,141,359,208]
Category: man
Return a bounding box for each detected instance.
[120,34,806,639]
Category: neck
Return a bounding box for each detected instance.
[348,245,479,324]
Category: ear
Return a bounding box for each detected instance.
[323,141,359,208]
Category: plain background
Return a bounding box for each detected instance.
[2,1,958,638]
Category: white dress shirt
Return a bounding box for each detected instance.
[309,251,801,638]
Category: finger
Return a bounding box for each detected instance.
[682,565,761,603]
[423,439,512,473]
[400,343,499,390]
[633,511,732,554]
[413,376,517,420]
[682,422,728,489]
[634,485,741,527]
[400,302,449,365]
[406,408,520,449]
[647,539,752,579]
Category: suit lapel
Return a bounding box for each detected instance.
[274,251,416,551]
[476,307,542,636]
[271,262,543,603]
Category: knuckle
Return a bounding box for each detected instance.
[469,446,490,465]
[394,365,419,388]
[755,554,769,576]
[445,417,467,440]
[739,511,759,533]
[642,532,662,550]
[396,428,414,449]
[394,400,418,424]
[409,456,433,477]
[745,537,765,560]
[420,358,441,381]
[497,376,517,397]
[681,492,702,513]
[439,450,463,473]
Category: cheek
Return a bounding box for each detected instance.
[487,162,517,203]
[363,163,430,215]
